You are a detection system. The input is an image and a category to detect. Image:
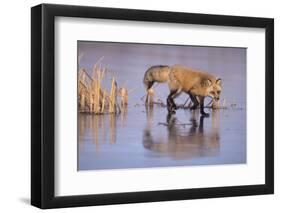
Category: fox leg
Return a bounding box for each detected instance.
[199,96,209,117]
[167,90,177,113]
[145,81,154,105]
[189,94,199,110]
[167,89,181,113]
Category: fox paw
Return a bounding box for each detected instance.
[168,108,176,114]
[190,105,198,110]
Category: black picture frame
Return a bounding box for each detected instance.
[31,3,274,209]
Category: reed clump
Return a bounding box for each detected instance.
[78,64,127,114]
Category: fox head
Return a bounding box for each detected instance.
[202,78,222,101]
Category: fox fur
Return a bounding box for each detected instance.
[142,65,222,116]
[167,65,222,116]
[143,65,170,104]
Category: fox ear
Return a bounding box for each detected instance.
[201,79,212,87]
[216,78,222,86]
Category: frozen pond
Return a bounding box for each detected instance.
[78,106,246,170]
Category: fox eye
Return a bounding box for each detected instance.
[210,91,215,96]
[217,91,221,95]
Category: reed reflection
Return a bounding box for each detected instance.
[78,109,128,151]
[143,109,220,159]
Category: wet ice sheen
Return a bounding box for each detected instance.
[78,106,246,170]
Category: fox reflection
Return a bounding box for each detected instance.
[143,110,220,159]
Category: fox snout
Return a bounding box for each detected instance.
[210,92,220,101]
[207,78,221,101]
[208,89,221,101]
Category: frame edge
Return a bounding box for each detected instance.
[31,4,43,208]
[265,18,274,194]
[31,3,275,209]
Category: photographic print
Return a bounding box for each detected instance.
[77,41,246,171]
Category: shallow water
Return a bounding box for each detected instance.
[78,106,246,170]
[78,42,246,170]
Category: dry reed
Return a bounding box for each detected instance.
[78,63,128,114]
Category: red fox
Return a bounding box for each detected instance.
[143,65,222,116]
[167,65,222,116]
